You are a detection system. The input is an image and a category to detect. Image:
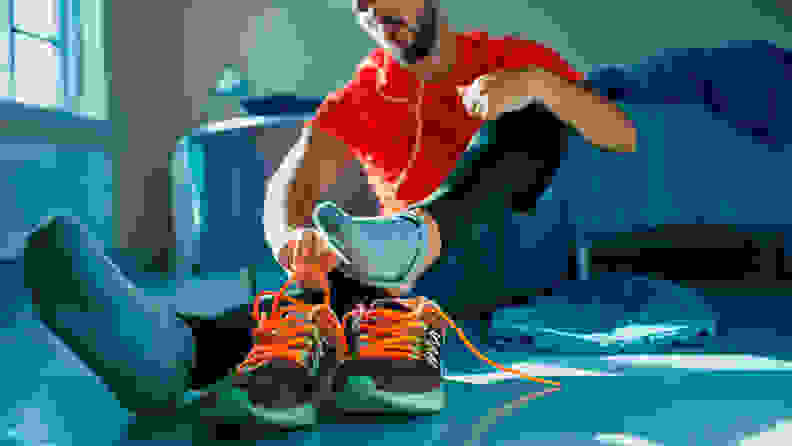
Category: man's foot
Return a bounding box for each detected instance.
[312,201,431,289]
[333,297,449,415]
[196,289,346,428]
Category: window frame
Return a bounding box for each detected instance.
[7,0,81,110]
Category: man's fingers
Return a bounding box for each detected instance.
[287,244,293,270]
[298,231,325,263]
[300,231,313,258]
[320,249,338,271]
[282,240,296,272]
[284,230,338,281]
[312,231,323,258]
[292,241,301,272]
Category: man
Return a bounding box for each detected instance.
[256,0,635,422]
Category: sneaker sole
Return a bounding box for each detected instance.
[186,374,318,428]
[333,375,446,415]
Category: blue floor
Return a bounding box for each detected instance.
[3,255,792,445]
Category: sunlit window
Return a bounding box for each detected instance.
[2,0,68,108]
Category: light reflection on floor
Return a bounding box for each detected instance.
[445,362,618,384]
[445,354,792,385]
[738,419,792,445]
[595,433,662,446]
[604,355,792,371]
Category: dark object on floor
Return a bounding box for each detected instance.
[23,215,194,412]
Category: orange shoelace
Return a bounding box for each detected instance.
[237,270,561,390]
[342,301,437,361]
[235,274,346,374]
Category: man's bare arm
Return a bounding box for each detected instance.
[263,124,350,269]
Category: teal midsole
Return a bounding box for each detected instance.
[334,376,447,414]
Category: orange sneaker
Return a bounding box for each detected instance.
[333,297,449,414]
[227,280,347,427]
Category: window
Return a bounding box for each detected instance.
[2,0,80,109]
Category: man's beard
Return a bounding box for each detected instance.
[356,1,441,66]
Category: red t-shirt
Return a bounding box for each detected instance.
[306,31,583,208]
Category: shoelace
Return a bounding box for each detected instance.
[342,299,441,363]
[235,274,347,375]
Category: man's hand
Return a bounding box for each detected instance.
[457,69,545,121]
[278,229,339,291]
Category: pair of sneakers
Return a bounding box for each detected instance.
[193,281,450,428]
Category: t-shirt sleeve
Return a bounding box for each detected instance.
[303,89,362,161]
[304,59,381,160]
[488,36,584,83]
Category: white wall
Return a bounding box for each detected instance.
[183,0,275,124]
[103,0,193,265]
